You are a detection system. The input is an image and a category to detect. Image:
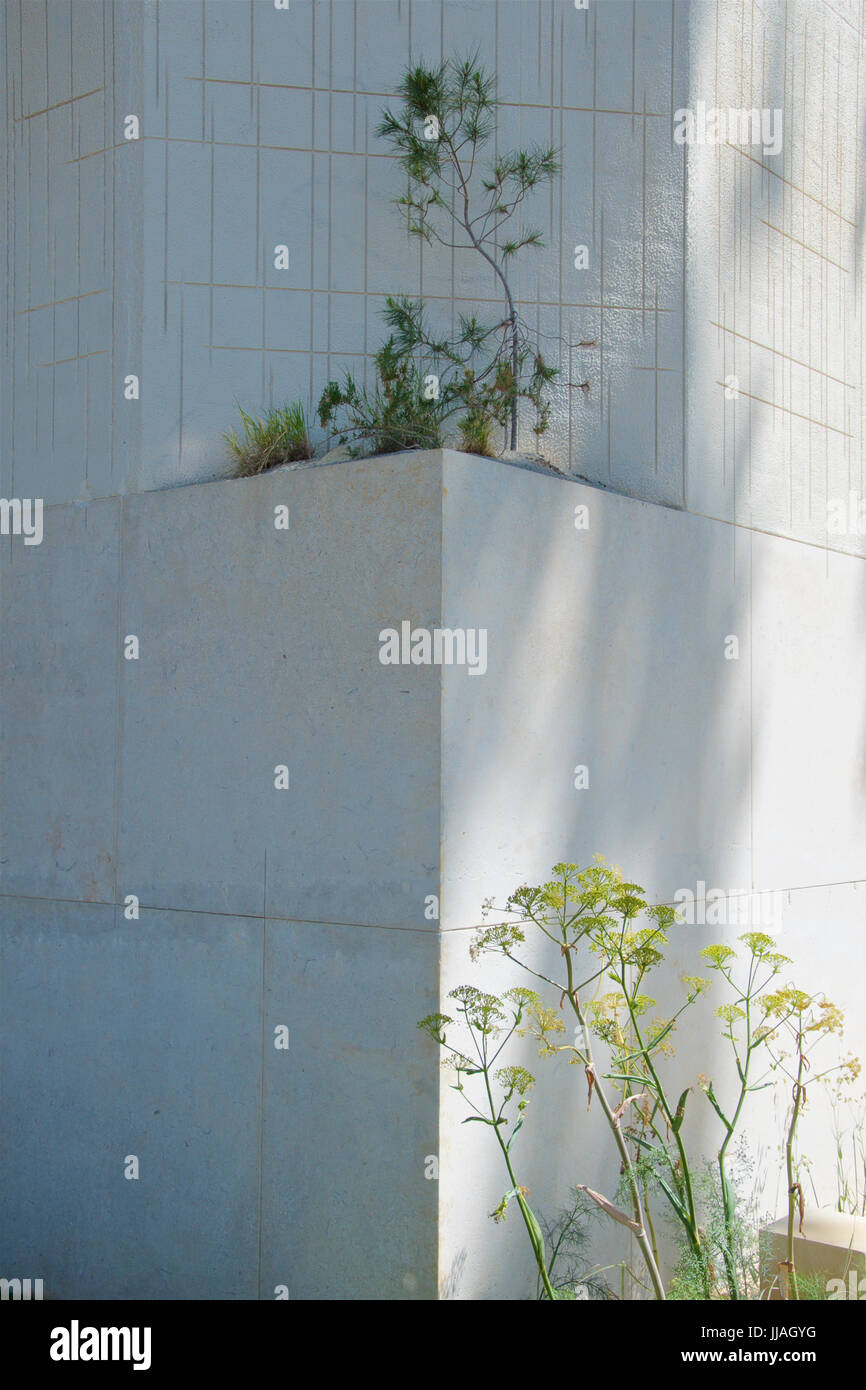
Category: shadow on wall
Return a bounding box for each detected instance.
[434,0,866,1299]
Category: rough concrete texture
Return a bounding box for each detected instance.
[2,450,864,1299]
[2,1,864,551]
[0,451,443,1299]
[1,0,865,1302]
[437,450,866,1297]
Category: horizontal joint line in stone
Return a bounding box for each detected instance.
[180,75,668,119]
[34,350,109,368]
[725,143,856,227]
[710,321,856,390]
[713,383,853,438]
[0,893,438,933]
[18,289,109,315]
[63,144,126,165]
[759,219,851,274]
[14,87,104,121]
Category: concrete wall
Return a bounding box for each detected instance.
[1,0,865,1300]
[438,448,866,1297]
[2,446,863,1299]
[685,0,866,554]
[0,453,442,1299]
[3,1,863,551]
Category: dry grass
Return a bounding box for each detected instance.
[225,402,314,476]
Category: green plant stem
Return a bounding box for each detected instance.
[479,1045,557,1300]
[703,948,781,1300]
[715,1050,753,1297]
[642,1177,660,1270]
[618,968,703,1279]
[706,982,757,1300]
[562,948,666,1300]
[785,1045,806,1301]
[439,126,520,449]
[716,1125,744,1296]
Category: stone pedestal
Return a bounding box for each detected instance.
[2,449,865,1298]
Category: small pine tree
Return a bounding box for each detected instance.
[376,53,561,452]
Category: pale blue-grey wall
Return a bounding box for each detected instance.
[0,450,444,1300]
[4,0,690,505]
[4,2,863,538]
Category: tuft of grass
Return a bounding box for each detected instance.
[225,401,313,476]
[458,409,497,458]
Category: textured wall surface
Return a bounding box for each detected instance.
[0,451,444,1299]
[685,0,866,552]
[2,0,864,547]
[2,447,864,1298]
[1,0,865,1301]
[436,450,866,1296]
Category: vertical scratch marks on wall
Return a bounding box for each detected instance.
[854,1,861,506]
[678,1,687,509]
[591,0,597,233]
[493,0,500,357]
[163,39,170,335]
[328,0,334,388]
[641,83,646,315]
[747,0,755,511]
[654,280,659,473]
[200,0,206,140]
[258,68,265,403]
[256,848,268,1301]
[363,92,369,400]
[801,18,807,517]
[714,0,720,345]
[562,8,578,470]
[599,203,606,467]
[821,21,828,515]
[309,0,317,413]
[44,1,52,461]
[607,375,611,472]
[179,281,185,468]
[207,8,215,373]
[5,11,14,491]
[722,290,728,491]
[111,490,126,916]
[108,0,115,483]
[748,528,754,893]
[249,0,254,113]
[353,0,358,145]
[631,0,636,137]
